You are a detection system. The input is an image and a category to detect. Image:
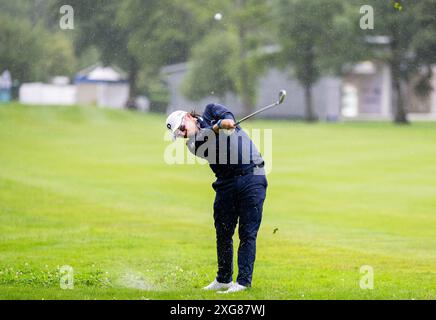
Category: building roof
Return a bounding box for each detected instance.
[74,63,128,84]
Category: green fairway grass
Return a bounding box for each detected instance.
[0,103,435,299]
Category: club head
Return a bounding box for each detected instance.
[278,90,287,104]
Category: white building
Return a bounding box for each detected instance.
[19,77,76,106]
[342,61,436,121]
[161,62,342,121]
[162,61,436,121]
[19,64,130,109]
[342,61,392,120]
[74,63,130,109]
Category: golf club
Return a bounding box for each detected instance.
[235,90,287,125]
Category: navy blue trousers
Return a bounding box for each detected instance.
[212,173,267,287]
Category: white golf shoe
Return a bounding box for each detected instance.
[203,279,233,291]
[217,282,248,294]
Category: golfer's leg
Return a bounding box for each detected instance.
[236,175,267,287]
[214,187,238,284]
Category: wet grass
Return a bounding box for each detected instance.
[0,103,435,299]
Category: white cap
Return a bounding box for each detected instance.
[166,110,187,140]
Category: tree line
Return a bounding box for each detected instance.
[1,0,436,123]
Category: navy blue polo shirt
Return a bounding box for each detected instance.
[187,103,264,178]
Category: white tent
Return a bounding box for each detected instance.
[74,63,130,109]
[19,82,76,105]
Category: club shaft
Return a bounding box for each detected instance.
[236,101,279,125]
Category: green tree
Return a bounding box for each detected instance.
[61,0,209,109]
[56,0,141,100]
[40,32,77,78]
[118,0,210,69]
[0,13,42,81]
[275,0,350,122]
[118,0,214,109]
[182,0,271,113]
[232,0,271,112]
[182,32,238,102]
[0,12,75,83]
[355,0,436,123]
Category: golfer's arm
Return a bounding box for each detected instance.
[212,119,236,133]
[207,104,236,132]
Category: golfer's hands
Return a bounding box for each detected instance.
[221,119,236,129]
[213,119,236,133]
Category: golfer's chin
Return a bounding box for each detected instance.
[186,131,197,139]
[177,133,190,139]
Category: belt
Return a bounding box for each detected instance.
[217,162,265,179]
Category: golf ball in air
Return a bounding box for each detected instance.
[214,13,223,21]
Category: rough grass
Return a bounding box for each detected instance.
[0,103,435,300]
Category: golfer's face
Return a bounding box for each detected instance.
[176,115,198,139]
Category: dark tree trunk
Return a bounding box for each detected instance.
[128,57,138,99]
[239,56,252,113]
[301,44,318,122]
[391,62,409,124]
[236,0,253,114]
[389,27,409,124]
[126,57,139,109]
[304,84,317,122]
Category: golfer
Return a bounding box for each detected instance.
[166,103,267,293]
